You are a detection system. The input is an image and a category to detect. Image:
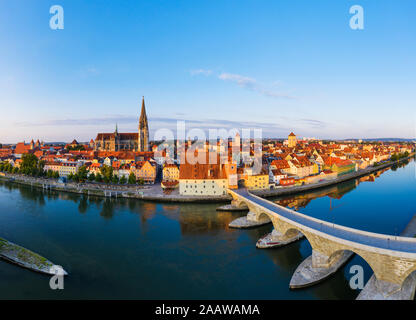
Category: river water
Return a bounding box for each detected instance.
[0,158,414,299]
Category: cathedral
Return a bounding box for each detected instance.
[94,97,149,152]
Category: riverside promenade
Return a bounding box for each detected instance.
[0,174,230,203]
[0,154,413,204]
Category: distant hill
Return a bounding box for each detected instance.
[44,142,66,145]
[344,138,415,142]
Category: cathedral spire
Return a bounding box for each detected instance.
[139,96,148,130]
[138,96,149,152]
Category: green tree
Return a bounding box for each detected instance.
[67,145,85,151]
[38,160,45,176]
[73,174,80,183]
[137,178,144,185]
[77,165,88,182]
[68,172,74,181]
[111,175,119,184]
[95,172,103,183]
[20,153,39,176]
[128,172,136,184]
[88,172,95,182]
[119,175,127,184]
[100,165,113,183]
[53,171,60,179]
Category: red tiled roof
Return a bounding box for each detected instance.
[15,142,31,154]
[270,159,290,169]
[95,133,139,140]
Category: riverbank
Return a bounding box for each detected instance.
[0,174,230,203]
[0,154,413,203]
[251,154,415,199]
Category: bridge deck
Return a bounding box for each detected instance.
[233,189,416,254]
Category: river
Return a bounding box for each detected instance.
[0,158,414,299]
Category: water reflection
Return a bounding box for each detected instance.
[271,166,391,211]
[0,158,413,299]
[0,180,246,234]
[177,207,240,234]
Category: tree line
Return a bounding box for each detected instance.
[67,164,144,185]
[390,151,409,161]
[0,154,145,185]
[0,154,45,176]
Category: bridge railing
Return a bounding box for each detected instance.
[229,189,416,250]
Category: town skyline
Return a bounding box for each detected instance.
[2,96,416,145]
[1,1,415,143]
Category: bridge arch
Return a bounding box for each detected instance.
[329,248,372,268]
[326,249,356,269]
[283,227,303,240]
[326,247,402,287]
[255,210,273,223]
[399,265,416,287]
[231,198,250,210]
[401,270,416,296]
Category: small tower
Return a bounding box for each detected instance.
[114,123,119,151]
[288,132,297,148]
[138,97,149,152]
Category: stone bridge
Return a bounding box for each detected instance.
[229,189,416,288]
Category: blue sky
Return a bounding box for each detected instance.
[0,0,415,143]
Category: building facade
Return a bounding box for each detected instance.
[288,132,297,148]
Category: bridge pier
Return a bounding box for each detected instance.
[231,199,248,209]
[257,228,304,249]
[229,211,271,229]
[312,250,344,269]
[357,273,416,300]
[357,214,416,300]
[290,249,354,289]
[218,199,249,212]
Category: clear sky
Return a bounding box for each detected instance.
[0,0,415,143]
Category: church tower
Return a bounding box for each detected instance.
[114,123,119,151]
[138,97,149,152]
